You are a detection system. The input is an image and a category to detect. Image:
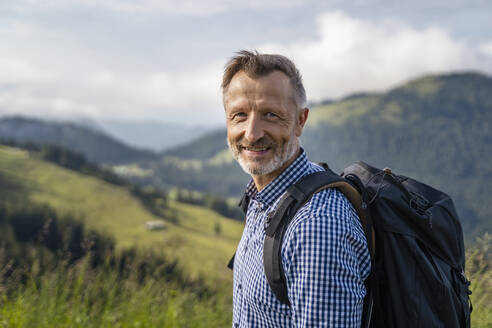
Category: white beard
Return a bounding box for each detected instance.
[227,134,299,177]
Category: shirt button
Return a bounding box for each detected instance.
[238,284,242,290]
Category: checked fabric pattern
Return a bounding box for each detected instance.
[232,150,371,327]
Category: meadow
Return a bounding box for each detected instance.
[0,145,242,326]
[0,146,243,286]
[0,200,231,328]
[0,144,491,327]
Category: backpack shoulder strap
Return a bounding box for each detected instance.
[238,192,250,215]
[263,169,371,305]
[227,193,251,270]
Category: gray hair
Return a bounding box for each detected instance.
[221,50,307,109]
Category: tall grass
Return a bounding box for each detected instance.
[0,258,231,327]
[467,233,492,327]
[0,200,232,327]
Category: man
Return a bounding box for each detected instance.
[222,50,371,327]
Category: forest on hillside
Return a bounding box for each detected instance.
[133,73,492,241]
[1,72,491,327]
[0,144,237,327]
[0,199,230,327]
[0,196,491,326]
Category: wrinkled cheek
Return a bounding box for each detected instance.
[227,125,243,141]
[226,137,239,154]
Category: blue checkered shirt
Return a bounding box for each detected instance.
[232,150,371,327]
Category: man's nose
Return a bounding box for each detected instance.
[244,115,264,143]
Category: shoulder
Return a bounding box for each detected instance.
[278,159,366,250]
[280,186,371,280]
[290,187,360,233]
[281,187,367,254]
[309,187,356,220]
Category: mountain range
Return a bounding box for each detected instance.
[1,71,491,327]
[96,120,214,152]
[0,71,490,240]
[134,72,492,240]
[0,116,158,164]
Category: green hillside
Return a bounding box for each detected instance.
[302,72,492,239]
[0,145,242,286]
[164,129,228,160]
[466,233,492,326]
[0,116,158,164]
[0,197,232,327]
[128,72,492,240]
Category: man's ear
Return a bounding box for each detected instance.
[295,108,309,137]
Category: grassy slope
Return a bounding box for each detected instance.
[0,146,242,287]
[2,146,490,326]
[306,95,380,127]
[466,233,492,327]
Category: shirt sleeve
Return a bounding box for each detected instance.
[281,189,371,328]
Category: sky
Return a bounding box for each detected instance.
[1,0,492,126]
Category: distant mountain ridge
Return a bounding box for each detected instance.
[0,116,158,164]
[163,129,227,159]
[97,120,213,152]
[302,72,492,239]
[1,72,490,240]
[133,71,492,240]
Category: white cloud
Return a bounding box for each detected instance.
[0,56,55,84]
[77,65,225,122]
[142,65,222,109]
[6,0,307,16]
[0,64,225,123]
[259,11,489,101]
[480,41,492,57]
[1,10,492,125]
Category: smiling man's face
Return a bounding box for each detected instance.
[223,70,308,189]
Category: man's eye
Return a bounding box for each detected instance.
[265,112,278,119]
[232,112,247,120]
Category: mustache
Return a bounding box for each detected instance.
[237,138,275,148]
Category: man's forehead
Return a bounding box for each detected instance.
[226,93,284,110]
[228,70,290,89]
[224,71,294,104]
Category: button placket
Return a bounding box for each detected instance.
[235,197,272,328]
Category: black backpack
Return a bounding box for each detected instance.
[229,161,472,328]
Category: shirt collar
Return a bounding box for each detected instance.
[245,148,311,208]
